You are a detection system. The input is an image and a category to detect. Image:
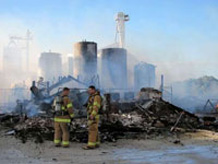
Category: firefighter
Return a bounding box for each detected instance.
[53,87,74,147]
[216,104,218,112]
[83,85,101,150]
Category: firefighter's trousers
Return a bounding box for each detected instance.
[88,119,100,147]
[54,122,70,147]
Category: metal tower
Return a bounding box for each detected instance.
[10,30,32,71]
[115,12,129,48]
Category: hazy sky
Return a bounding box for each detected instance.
[0,0,218,84]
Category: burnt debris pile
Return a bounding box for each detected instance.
[14,117,53,143]
[0,98,204,143]
[100,99,200,138]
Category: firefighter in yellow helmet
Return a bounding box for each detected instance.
[53,87,74,147]
[83,85,101,150]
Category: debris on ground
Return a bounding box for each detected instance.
[0,98,206,143]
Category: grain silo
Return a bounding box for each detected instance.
[134,62,156,91]
[3,43,23,74]
[99,48,127,89]
[38,51,62,82]
[74,41,97,82]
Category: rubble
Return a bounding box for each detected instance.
[14,117,53,143]
[0,98,204,143]
[106,99,200,130]
[0,114,21,127]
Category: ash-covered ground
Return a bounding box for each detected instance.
[0,129,217,164]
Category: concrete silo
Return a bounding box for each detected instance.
[38,51,62,82]
[73,41,97,82]
[3,44,23,74]
[99,48,127,89]
[134,62,156,91]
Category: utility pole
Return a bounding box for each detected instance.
[160,74,173,103]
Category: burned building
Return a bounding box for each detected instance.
[99,48,127,89]
[73,41,97,83]
[38,51,62,82]
[134,62,156,91]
